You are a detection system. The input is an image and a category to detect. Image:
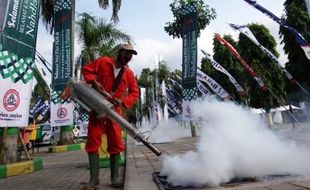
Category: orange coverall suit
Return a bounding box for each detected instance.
[82,56,139,155]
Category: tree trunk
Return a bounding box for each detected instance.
[2,128,19,164]
[265,108,273,127]
[58,125,76,145]
[0,128,7,164]
[190,121,196,137]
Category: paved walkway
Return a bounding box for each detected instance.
[1,123,310,190]
[0,147,124,190]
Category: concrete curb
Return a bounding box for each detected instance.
[124,137,141,190]
[0,157,43,178]
[48,143,85,153]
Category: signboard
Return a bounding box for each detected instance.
[181,4,198,121]
[0,0,40,126]
[50,0,74,126]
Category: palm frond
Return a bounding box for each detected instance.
[40,0,55,34]
[111,0,121,22]
[98,0,109,9]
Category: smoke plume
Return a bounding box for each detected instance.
[160,97,310,187]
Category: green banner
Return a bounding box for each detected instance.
[50,0,74,127]
[181,4,198,101]
[0,0,40,127]
[52,0,73,100]
[0,0,40,84]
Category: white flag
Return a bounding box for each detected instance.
[228,23,296,82]
[201,50,246,95]
[197,69,231,100]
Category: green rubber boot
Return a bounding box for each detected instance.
[110,153,123,188]
[84,153,100,189]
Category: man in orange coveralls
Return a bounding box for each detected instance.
[81,44,139,190]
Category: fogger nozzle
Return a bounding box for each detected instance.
[68,78,162,156]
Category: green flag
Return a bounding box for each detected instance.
[51,0,74,126]
[181,4,198,120]
[0,0,40,127]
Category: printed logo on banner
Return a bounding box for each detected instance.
[57,107,68,118]
[3,89,20,112]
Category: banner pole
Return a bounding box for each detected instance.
[18,130,31,160]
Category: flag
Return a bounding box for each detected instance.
[140,88,146,105]
[228,23,296,83]
[0,0,41,126]
[161,81,169,120]
[215,34,268,91]
[197,80,212,98]
[243,0,310,61]
[201,49,246,95]
[36,102,51,122]
[51,0,74,126]
[197,69,231,100]
[29,96,42,116]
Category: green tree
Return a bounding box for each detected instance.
[40,0,123,33]
[157,61,170,84]
[279,0,310,102]
[138,65,179,120]
[164,0,216,39]
[138,68,153,120]
[76,13,132,66]
[238,23,286,111]
[201,35,247,103]
[156,62,170,117]
[138,68,152,88]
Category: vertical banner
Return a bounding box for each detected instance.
[181,4,198,121]
[51,0,74,126]
[0,0,40,126]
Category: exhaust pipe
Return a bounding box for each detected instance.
[68,78,162,156]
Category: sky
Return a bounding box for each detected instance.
[36,0,287,77]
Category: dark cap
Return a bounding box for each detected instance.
[117,44,137,55]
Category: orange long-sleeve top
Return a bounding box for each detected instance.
[81,56,139,110]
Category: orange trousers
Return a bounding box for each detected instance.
[85,114,124,155]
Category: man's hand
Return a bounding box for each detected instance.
[91,80,104,91]
[113,98,123,106]
[60,87,71,100]
[108,97,123,107]
[90,80,122,106]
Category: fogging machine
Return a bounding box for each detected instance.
[67,78,162,156]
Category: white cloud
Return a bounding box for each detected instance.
[36,29,53,64]
[131,38,182,76]
[35,0,289,77]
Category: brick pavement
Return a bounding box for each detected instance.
[124,133,310,190]
[1,124,310,190]
[0,148,124,190]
